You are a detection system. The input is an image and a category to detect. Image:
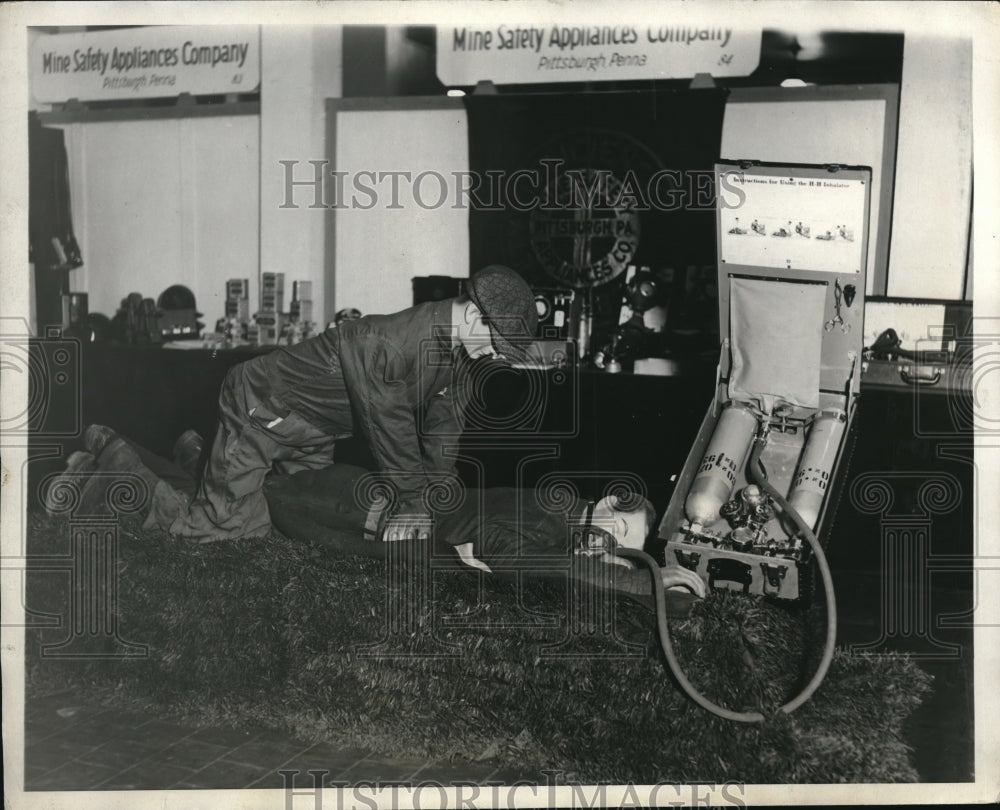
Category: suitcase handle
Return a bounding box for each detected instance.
[707,558,752,594]
[899,365,942,386]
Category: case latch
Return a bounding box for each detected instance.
[674,549,702,572]
[760,562,788,596]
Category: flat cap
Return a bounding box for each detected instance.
[466,265,538,362]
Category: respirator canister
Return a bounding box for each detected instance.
[684,402,758,528]
[787,408,847,530]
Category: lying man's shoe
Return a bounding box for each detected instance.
[172,429,204,481]
[82,424,118,457]
[78,437,158,516]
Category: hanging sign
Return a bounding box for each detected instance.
[30,25,260,103]
[436,24,761,86]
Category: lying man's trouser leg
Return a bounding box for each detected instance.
[160,361,337,543]
[264,465,391,559]
[121,439,198,532]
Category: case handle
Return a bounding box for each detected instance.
[707,557,752,594]
[899,365,942,386]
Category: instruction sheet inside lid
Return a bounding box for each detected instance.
[715,161,872,399]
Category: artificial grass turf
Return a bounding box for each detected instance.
[24,512,931,784]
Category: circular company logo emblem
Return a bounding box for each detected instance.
[528,129,660,288]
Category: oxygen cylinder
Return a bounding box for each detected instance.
[685,403,758,528]
[787,409,847,530]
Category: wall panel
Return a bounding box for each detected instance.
[60,115,259,323]
[328,99,468,318]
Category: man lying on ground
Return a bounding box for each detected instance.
[45,426,705,610]
[263,462,706,608]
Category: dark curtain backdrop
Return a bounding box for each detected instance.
[464,89,728,337]
[29,117,83,272]
[30,115,84,330]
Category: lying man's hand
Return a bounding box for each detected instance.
[661,565,707,598]
[383,510,432,542]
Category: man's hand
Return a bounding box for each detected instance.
[661,565,707,598]
[383,510,432,542]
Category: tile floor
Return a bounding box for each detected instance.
[22,691,526,791]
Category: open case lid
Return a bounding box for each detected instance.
[714,161,872,411]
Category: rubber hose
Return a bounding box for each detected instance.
[746,435,838,715]
[616,435,838,723]
[616,545,766,723]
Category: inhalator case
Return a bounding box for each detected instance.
[658,161,871,601]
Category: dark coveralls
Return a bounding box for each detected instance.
[149,299,463,543]
[264,464,679,604]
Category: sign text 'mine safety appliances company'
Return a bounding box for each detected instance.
[436,25,761,85]
[30,25,260,103]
